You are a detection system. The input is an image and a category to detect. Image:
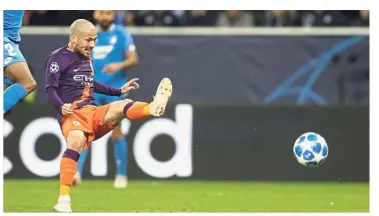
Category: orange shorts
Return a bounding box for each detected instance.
[60,105,116,149]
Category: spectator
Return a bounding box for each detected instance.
[351,10,369,26]
[132,10,162,26]
[25,11,58,26]
[249,11,267,26]
[114,11,126,26]
[161,11,187,26]
[56,10,95,26]
[20,10,370,27]
[265,10,296,26]
[186,10,219,26]
[124,11,136,26]
[216,10,254,27]
[294,10,351,27]
[22,10,33,25]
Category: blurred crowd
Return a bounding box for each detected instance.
[23,10,369,27]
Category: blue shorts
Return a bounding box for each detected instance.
[3,39,26,85]
[94,80,128,106]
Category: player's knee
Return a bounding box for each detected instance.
[67,130,87,152]
[68,141,83,152]
[22,78,37,93]
[103,99,134,126]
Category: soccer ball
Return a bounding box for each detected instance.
[293,132,328,168]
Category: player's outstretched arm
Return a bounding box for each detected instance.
[94,78,139,96]
[94,81,121,96]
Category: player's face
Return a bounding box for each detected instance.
[75,29,97,57]
[96,10,115,30]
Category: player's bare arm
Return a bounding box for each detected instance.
[102,24,138,74]
[103,50,138,74]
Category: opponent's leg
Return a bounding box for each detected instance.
[53,130,87,213]
[112,125,128,188]
[103,78,173,126]
[3,83,12,117]
[4,62,36,113]
[4,83,10,91]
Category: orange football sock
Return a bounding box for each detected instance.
[124,101,150,120]
[59,149,80,196]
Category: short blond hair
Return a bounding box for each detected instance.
[69,19,95,36]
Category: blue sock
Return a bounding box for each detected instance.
[77,149,89,175]
[114,137,127,176]
[4,83,28,112]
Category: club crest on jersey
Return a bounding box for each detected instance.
[50,62,59,73]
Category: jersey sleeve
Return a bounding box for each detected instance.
[94,81,122,96]
[45,54,64,89]
[121,28,136,52]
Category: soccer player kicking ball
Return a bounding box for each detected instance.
[45,19,172,213]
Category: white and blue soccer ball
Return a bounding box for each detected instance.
[293,132,328,168]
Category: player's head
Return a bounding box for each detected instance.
[69,19,97,58]
[94,10,116,30]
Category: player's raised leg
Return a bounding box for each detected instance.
[104,78,173,126]
[53,130,87,213]
[3,55,36,114]
[111,126,128,188]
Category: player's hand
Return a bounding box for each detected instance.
[121,78,140,95]
[103,63,123,74]
[61,103,73,115]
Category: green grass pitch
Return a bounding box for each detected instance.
[3,180,369,212]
